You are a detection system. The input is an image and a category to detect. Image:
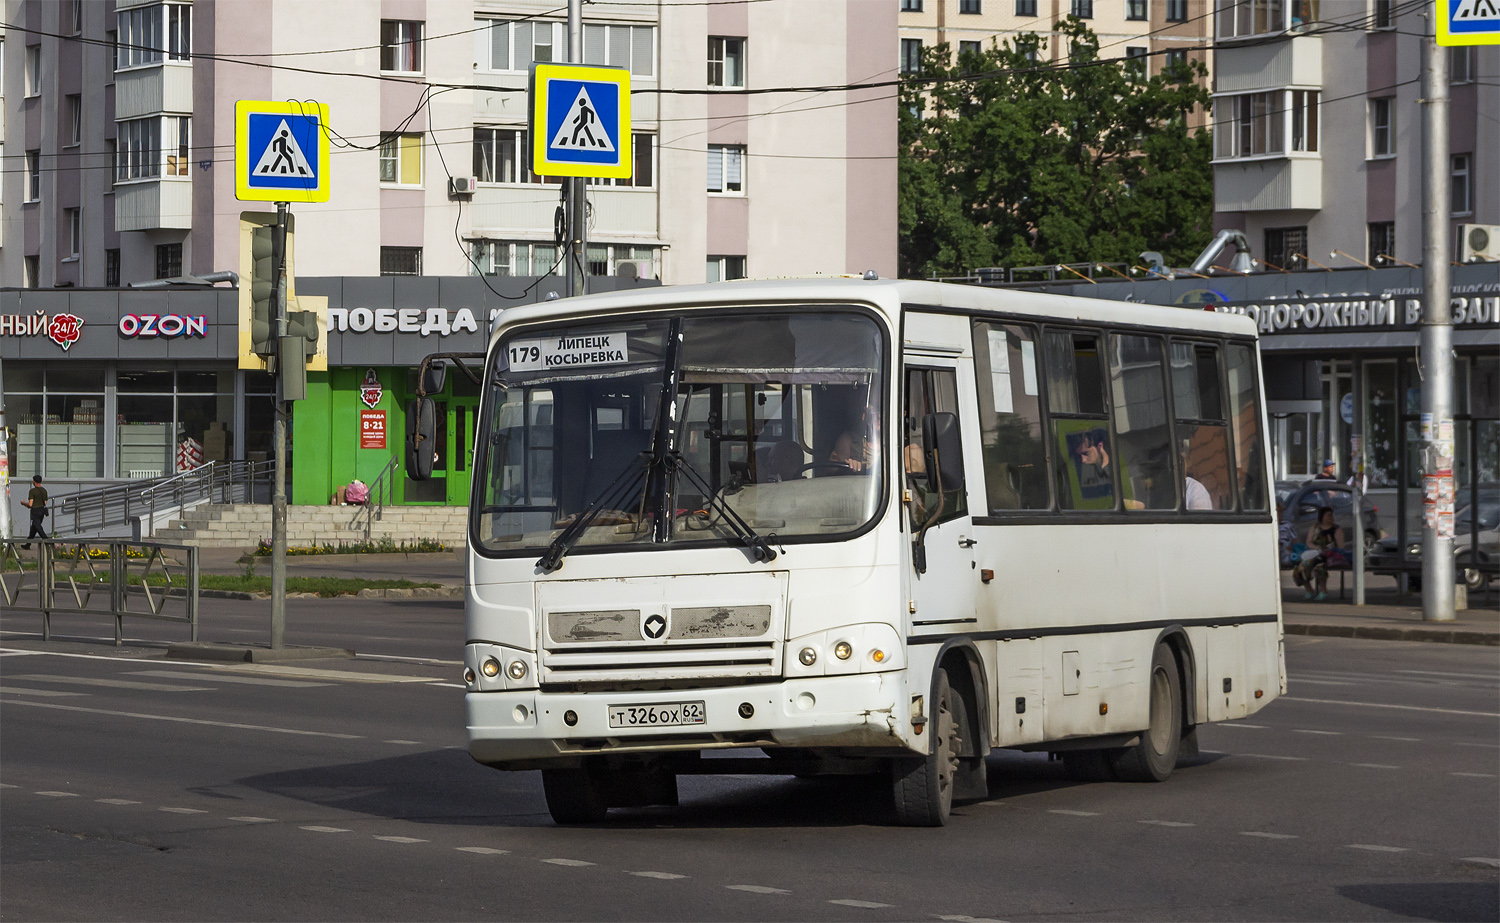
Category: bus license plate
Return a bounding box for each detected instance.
[608,701,706,729]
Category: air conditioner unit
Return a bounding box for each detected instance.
[449,176,476,196]
[1459,223,1500,262]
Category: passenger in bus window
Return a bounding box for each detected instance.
[830,390,878,473]
[1183,441,1215,510]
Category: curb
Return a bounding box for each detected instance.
[1284,622,1499,646]
[199,586,461,601]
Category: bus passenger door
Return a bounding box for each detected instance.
[904,364,978,631]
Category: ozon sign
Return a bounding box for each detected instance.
[119,313,209,338]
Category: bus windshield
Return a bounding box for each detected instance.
[474,308,887,556]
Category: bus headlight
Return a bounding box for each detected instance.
[481,658,501,678]
[799,647,818,666]
[833,641,853,660]
[507,660,528,680]
[786,624,903,676]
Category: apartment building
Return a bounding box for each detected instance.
[1,0,897,289]
[898,0,1215,125]
[1210,0,1499,269]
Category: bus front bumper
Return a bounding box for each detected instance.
[467,672,908,766]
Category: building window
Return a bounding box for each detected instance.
[7,368,108,478]
[959,40,983,61]
[379,133,423,185]
[1449,47,1474,84]
[116,4,191,69]
[380,247,423,276]
[70,0,83,35]
[473,127,523,184]
[1072,0,1094,18]
[155,243,182,279]
[706,256,746,282]
[25,45,40,96]
[1265,226,1308,271]
[591,133,655,187]
[107,30,118,71]
[1373,0,1393,28]
[66,208,81,258]
[1165,49,1188,76]
[478,20,576,72]
[1368,222,1395,266]
[106,249,121,287]
[707,144,745,194]
[494,19,561,66]
[471,240,558,277]
[1166,0,1188,21]
[1127,0,1148,20]
[1370,96,1394,157]
[708,36,745,88]
[26,150,41,202]
[1016,0,1038,13]
[900,37,923,73]
[1451,154,1471,216]
[24,256,41,289]
[1125,46,1148,76]
[960,0,982,13]
[1214,91,1284,158]
[1217,0,1312,38]
[901,0,923,10]
[116,116,189,180]
[583,23,655,77]
[67,95,83,146]
[380,20,423,72]
[1290,89,1319,152]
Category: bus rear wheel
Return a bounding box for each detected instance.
[891,667,963,827]
[1109,642,1183,782]
[542,767,609,824]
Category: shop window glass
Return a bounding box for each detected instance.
[117,395,174,477]
[1364,359,1399,488]
[6,394,46,479]
[117,370,174,392]
[972,321,1049,511]
[5,367,45,392]
[48,369,105,392]
[1226,343,1268,510]
[1108,334,1174,510]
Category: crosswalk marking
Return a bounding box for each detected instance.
[0,686,87,697]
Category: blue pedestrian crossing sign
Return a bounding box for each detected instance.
[1438,0,1500,45]
[235,100,331,202]
[530,64,633,179]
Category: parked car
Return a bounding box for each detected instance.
[1367,492,1499,591]
[1276,479,1383,551]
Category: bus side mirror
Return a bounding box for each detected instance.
[406,397,437,480]
[923,411,965,494]
[421,362,447,395]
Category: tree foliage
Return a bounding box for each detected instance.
[899,20,1215,279]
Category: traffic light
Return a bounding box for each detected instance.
[238,212,295,367]
[248,224,275,359]
[279,310,319,402]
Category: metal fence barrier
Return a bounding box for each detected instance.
[0,539,200,646]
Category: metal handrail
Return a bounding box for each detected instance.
[350,456,401,541]
[54,460,274,538]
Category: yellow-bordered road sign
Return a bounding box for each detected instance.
[235,100,331,202]
[1438,0,1500,45]
[530,63,632,179]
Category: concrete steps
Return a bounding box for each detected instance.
[159,503,468,549]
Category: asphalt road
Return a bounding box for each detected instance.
[2,599,1497,922]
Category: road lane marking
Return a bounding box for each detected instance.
[0,686,87,697]
[8,674,214,692]
[300,826,350,833]
[0,783,16,789]
[160,807,208,814]
[1370,736,1421,742]
[1215,723,1268,729]
[1461,858,1500,869]
[1290,679,1357,686]
[541,858,594,867]
[1139,820,1195,827]
[0,650,44,655]
[1282,697,1500,718]
[433,683,467,689]
[1346,844,1408,853]
[935,915,1006,923]
[630,871,687,880]
[1239,754,1307,761]
[1351,763,1401,769]
[1293,729,1341,735]
[1456,742,1499,748]
[1048,809,1100,816]
[35,791,78,797]
[384,740,422,745]
[97,798,140,805]
[455,847,509,855]
[831,899,894,909]
[1241,832,1298,839]
[229,817,275,823]
[727,885,792,895]
[3,700,363,739]
[1396,670,1499,680]
[1452,772,1497,778]
[355,653,463,665]
[130,670,329,689]
[204,663,441,684]
[375,836,428,844]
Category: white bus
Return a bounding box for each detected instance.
[462,278,1284,826]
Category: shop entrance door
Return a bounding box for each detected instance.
[400,383,481,507]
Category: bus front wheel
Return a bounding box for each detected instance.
[1109,642,1183,782]
[542,767,609,824]
[891,667,963,826]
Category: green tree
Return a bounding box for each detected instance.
[899,20,1214,279]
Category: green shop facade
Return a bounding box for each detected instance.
[0,275,656,510]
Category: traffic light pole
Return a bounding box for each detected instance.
[565,0,587,298]
[270,201,290,648]
[1419,24,1455,621]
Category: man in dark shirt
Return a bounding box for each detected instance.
[22,475,48,547]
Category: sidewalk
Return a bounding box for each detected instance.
[191,545,466,586]
[1281,576,1499,646]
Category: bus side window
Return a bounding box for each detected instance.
[904,367,968,529]
[1044,330,1115,511]
[1171,341,1234,512]
[1107,333,1175,511]
[971,322,1050,511]
[1226,342,1270,510]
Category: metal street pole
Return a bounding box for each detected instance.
[1352,359,1365,606]
[1419,22,1455,621]
[0,353,10,541]
[270,201,290,647]
[566,0,587,298]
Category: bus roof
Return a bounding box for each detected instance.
[487,277,1259,344]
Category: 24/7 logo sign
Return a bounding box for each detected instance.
[47,313,84,351]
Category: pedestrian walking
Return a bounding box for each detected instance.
[21,474,48,548]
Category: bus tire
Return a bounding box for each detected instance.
[1109,642,1183,783]
[891,667,961,826]
[542,767,609,824]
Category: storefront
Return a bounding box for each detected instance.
[0,275,656,506]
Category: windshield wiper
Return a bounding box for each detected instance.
[536,454,651,572]
[670,452,780,564]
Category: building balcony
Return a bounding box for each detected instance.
[1214,156,1322,212]
[468,185,659,239]
[114,63,193,120]
[1215,34,1321,94]
[114,179,193,231]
